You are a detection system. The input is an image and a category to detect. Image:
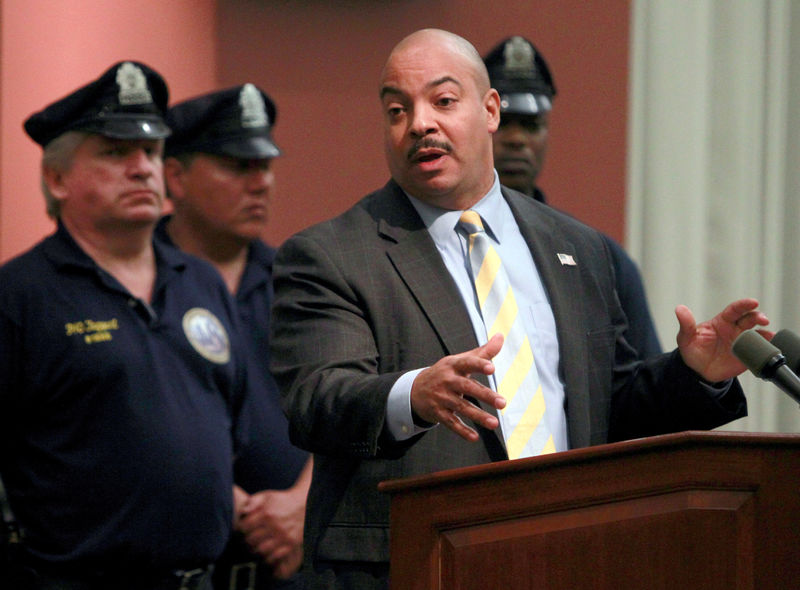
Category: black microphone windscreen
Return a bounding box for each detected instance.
[732,330,781,378]
[771,329,800,373]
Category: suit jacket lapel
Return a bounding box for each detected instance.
[504,189,593,449]
[373,183,507,457]
[374,182,479,358]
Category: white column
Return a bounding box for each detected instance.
[628,0,800,432]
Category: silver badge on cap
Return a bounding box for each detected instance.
[503,36,536,79]
[239,83,268,128]
[116,62,154,105]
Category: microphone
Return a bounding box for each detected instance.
[771,329,800,374]
[732,330,800,405]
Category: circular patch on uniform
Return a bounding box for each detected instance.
[182,308,230,364]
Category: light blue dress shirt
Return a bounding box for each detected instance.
[386,173,569,453]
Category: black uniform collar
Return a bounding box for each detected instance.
[154,214,274,300]
[43,219,187,275]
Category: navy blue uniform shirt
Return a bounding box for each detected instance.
[155,218,308,589]
[228,239,309,492]
[0,222,250,572]
[155,217,308,494]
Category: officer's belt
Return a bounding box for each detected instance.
[18,559,214,590]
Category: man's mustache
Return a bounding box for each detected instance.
[407,139,452,161]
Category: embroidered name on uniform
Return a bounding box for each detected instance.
[65,318,119,344]
[182,308,230,364]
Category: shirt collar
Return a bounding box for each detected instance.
[406,170,506,243]
[237,239,273,298]
[155,214,272,298]
[42,220,98,271]
[44,219,186,276]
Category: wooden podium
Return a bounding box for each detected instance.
[379,431,800,590]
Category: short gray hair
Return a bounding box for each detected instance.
[40,131,89,219]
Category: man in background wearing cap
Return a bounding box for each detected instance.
[0,62,253,590]
[158,84,311,590]
[484,36,662,359]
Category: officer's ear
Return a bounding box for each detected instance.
[163,156,187,201]
[42,164,69,202]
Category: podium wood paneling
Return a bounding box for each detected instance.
[379,431,800,590]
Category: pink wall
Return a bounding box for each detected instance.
[216,0,631,246]
[0,0,218,262]
[0,0,630,261]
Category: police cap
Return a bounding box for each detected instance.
[165,84,281,160]
[483,36,556,115]
[24,61,170,147]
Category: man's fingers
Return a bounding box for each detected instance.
[452,351,495,379]
[674,304,696,335]
[455,374,505,409]
[452,334,506,381]
[732,310,770,331]
[676,299,769,346]
[479,333,504,359]
[411,335,509,439]
[453,394,500,430]
[433,387,501,440]
[719,298,760,324]
[438,409,483,442]
[708,298,769,333]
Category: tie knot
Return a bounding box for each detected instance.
[459,210,484,235]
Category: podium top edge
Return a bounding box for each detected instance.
[378,430,800,494]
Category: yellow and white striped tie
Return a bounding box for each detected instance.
[459,210,555,459]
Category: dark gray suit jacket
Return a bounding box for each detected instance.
[270,180,746,575]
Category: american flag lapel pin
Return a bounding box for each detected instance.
[557,253,577,266]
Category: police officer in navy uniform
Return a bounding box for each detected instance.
[0,61,252,590]
[157,85,311,590]
[484,36,663,359]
